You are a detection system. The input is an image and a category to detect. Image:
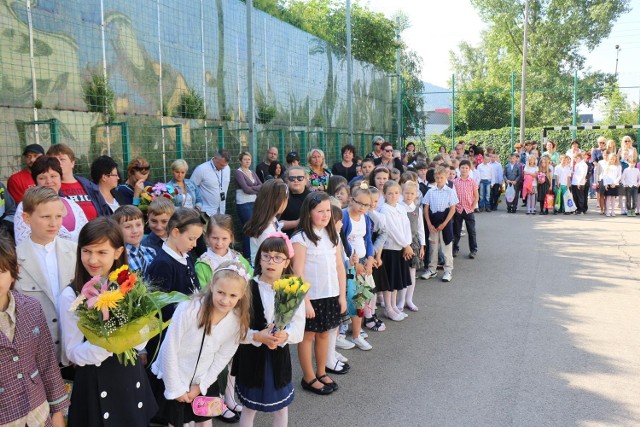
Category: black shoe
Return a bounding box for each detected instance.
[469,251,477,259]
[317,374,338,391]
[326,361,350,375]
[301,378,333,395]
[452,249,459,258]
[215,409,241,424]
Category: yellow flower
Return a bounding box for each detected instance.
[94,290,124,312]
[108,265,129,283]
[299,283,310,293]
[289,283,299,293]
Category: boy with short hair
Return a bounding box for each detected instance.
[141,198,175,254]
[504,153,522,213]
[422,167,459,282]
[453,160,479,259]
[490,154,504,210]
[113,205,157,273]
[476,155,493,212]
[14,186,77,364]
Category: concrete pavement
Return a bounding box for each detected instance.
[255,203,640,427]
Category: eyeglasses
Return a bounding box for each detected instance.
[260,253,287,264]
[106,173,119,178]
[352,199,371,209]
[287,175,305,182]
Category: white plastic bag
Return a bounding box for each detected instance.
[563,188,577,213]
[505,184,515,203]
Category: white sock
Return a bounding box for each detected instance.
[396,288,406,310]
[273,407,288,427]
[239,408,256,427]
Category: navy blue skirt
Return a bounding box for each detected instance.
[236,352,294,412]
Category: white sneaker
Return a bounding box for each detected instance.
[421,270,437,280]
[349,335,372,351]
[336,334,355,350]
[360,330,369,339]
[335,351,348,363]
[442,272,452,282]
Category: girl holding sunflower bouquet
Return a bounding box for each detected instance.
[58,217,158,426]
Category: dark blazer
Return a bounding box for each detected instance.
[374,157,405,173]
[0,292,70,425]
[504,162,522,183]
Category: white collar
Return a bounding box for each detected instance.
[162,242,189,265]
[29,237,56,253]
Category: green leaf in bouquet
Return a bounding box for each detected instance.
[362,290,374,300]
[278,303,289,313]
[147,291,190,309]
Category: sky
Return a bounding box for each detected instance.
[365,0,640,101]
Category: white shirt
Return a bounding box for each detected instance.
[291,228,339,300]
[347,215,367,259]
[29,238,60,298]
[250,218,281,265]
[621,167,640,186]
[571,161,588,185]
[379,203,412,250]
[554,165,572,187]
[476,163,493,181]
[402,202,426,246]
[151,298,241,399]
[602,164,622,187]
[191,160,231,216]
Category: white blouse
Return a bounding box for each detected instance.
[291,228,340,300]
[249,217,281,265]
[151,298,241,400]
[379,203,412,250]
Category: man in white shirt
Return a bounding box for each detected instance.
[489,154,504,211]
[476,156,493,212]
[14,187,77,364]
[190,150,231,216]
[570,153,588,214]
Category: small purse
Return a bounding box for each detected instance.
[189,331,227,417]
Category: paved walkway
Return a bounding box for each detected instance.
[264,202,640,427]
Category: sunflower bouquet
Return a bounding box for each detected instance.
[138,182,179,211]
[272,276,311,331]
[69,265,189,365]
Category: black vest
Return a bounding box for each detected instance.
[231,280,292,388]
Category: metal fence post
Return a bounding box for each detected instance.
[121,122,130,165]
[451,74,455,150]
[278,129,285,161]
[176,124,183,159]
[572,70,578,140]
[360,132,365,158]
[511,71,515,151]
[217,127,225,151]
[50,119,59,146]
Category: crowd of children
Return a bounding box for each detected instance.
[0,135,638,427]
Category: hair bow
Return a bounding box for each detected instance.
[267,232,295,258]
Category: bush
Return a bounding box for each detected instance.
[175,89,205,119]
[83,74,115,121]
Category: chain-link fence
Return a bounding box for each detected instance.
[0,0,397,182]
[413,71,640,160]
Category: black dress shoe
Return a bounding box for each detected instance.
[301,378,333,395]
[215,408,240,424]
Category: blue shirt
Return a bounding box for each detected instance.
[126,243,156,274]
[422,185,459,214]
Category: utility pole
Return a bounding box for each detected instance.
[519,0,530,145]
[615,45,621,79]
[346,0,353,145]
[395,17,402,147]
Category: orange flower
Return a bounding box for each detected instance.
[119,273,137,295]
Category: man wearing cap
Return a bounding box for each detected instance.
[256,146,279,183]
[286,151,300,167]
[7,144,45,203]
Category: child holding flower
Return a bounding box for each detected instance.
[232,235,306,427]
[152,260,252,427]
[58,217,158,426]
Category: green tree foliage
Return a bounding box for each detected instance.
[600,85,638,126]
[450,0,630,129]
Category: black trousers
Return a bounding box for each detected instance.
[490,184,501,210]
[453,211,477,253]
[571,185,587,213]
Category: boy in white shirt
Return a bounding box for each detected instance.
[14,186,77,364]
[621,158,640,216]
[490,154,504,211]
[476,156,493,212]
[570,153,588,214]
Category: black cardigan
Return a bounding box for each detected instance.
[231,280,292,389]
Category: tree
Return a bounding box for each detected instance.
[451,0,630,129]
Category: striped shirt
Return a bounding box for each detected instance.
[422,184,459,214]
[453,176,478,214]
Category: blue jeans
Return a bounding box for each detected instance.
[479,179,491,209]
[236,202,254,260]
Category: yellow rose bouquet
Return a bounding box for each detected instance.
[69,265,189,365]
[272,276,310,331]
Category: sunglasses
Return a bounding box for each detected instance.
[134,167,150,172]
[384,149,394,153]
[287,175,305,182]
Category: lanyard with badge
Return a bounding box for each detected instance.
[210,160,225,202]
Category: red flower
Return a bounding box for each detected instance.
[162,193,172,199]
[119,273,137,295]
[356,309,364,318]
[117,269,130,285]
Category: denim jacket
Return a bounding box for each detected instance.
[168,178,202,210]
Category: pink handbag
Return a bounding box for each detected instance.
[192,396,227,417]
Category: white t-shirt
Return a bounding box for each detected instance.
[249,217,280,265]
[291,228,339,300]
[554,165,572,187]
[347,215,367,259]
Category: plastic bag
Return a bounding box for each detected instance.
[554,189,562,211]
[505,184,516,203]
[544,194,555,209]
[563,189,577,212]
